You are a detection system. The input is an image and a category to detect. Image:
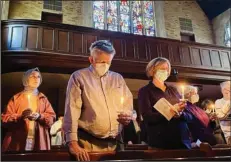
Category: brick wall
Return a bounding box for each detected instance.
[164,1,214,44]
[1,1,10,20]
[212,9,231,47]
[8,1,92,27]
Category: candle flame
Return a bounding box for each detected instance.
[181,85,184,90]
[120,97,124,105]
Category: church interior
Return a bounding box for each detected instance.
[1,0,231,161]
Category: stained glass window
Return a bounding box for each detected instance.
[44,0,62,11]
[224,20,230,47]
[93,1,156,36]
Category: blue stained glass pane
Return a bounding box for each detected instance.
[107,1,118,31]
[132,1,143,35]
[120,1,129,15]
[143,1,154,18]
[120,14,130,33]
[93,1,105,29]
[94,22,105,30]
[143,1,155,36]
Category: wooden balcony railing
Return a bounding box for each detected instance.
[1,19,230,82]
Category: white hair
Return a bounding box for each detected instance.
[220,81,230,89]
[184,85,198,95]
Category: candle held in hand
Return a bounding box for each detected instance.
[27,94,31,108]
[181,85,185,100]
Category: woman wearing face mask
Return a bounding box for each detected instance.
[1,68,56,152]
[183,86,217,146]
[138,57,192,149]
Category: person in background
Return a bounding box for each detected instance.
[1,68,56,151]
[182,86,217,146]
[201,99,226,144]
[50,116,64,146]
[138,57,192,149]
[63,40,133,161]
[215,81,231,145]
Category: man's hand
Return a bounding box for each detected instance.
[117,113,132,126]
[68,141,90,161]
[21,108,32,119]
[28,112,40,121]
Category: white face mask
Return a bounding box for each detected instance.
[94,63,110,76]
[189,94,199,104]
[155,70,168,82]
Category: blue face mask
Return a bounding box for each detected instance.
[155,70,168,82]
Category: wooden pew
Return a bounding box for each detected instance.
[2,146,230,161]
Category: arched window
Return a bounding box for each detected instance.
[224,20,230,47]
[93,1,156,36]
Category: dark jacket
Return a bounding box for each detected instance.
[138,82,192,149]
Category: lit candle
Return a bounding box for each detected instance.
[27,94,31,108]
[120,97,124,111]
[211,104,215,113]
[181,85,185,100]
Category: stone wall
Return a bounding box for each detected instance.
[8,1,92,27]
[164,1,214,44]
[1,1,10,20]
[212,9,231,47]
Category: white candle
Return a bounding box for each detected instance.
[27,94,31,108]
[181,85,185,100]
[120,97,124,111]
[211,104,215,113]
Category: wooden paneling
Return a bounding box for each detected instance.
[191,47,202,66]
[171,44,181,65]
[2,27,9,50]
[220,51,231,69]
[42,28,54,50]
[84,34,97,55]
[137,40,148,60]
[160,43,170,61]
[112,39,123,58]
[201,49,212,67]
[147,40,159,59]
[26,27,39,49]
[11,26,23,48]
[57,30,69,52]
[2,20,231,82]
[73,32,83,54]
[181,46,192,65]
[210,50,222,68]
[124,39,135,59]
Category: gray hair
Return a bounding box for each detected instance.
[22,67,42,87]
[220,81,230,89]
[184,85,198,95]
[146,57,171,79]
[89,40,115,56]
